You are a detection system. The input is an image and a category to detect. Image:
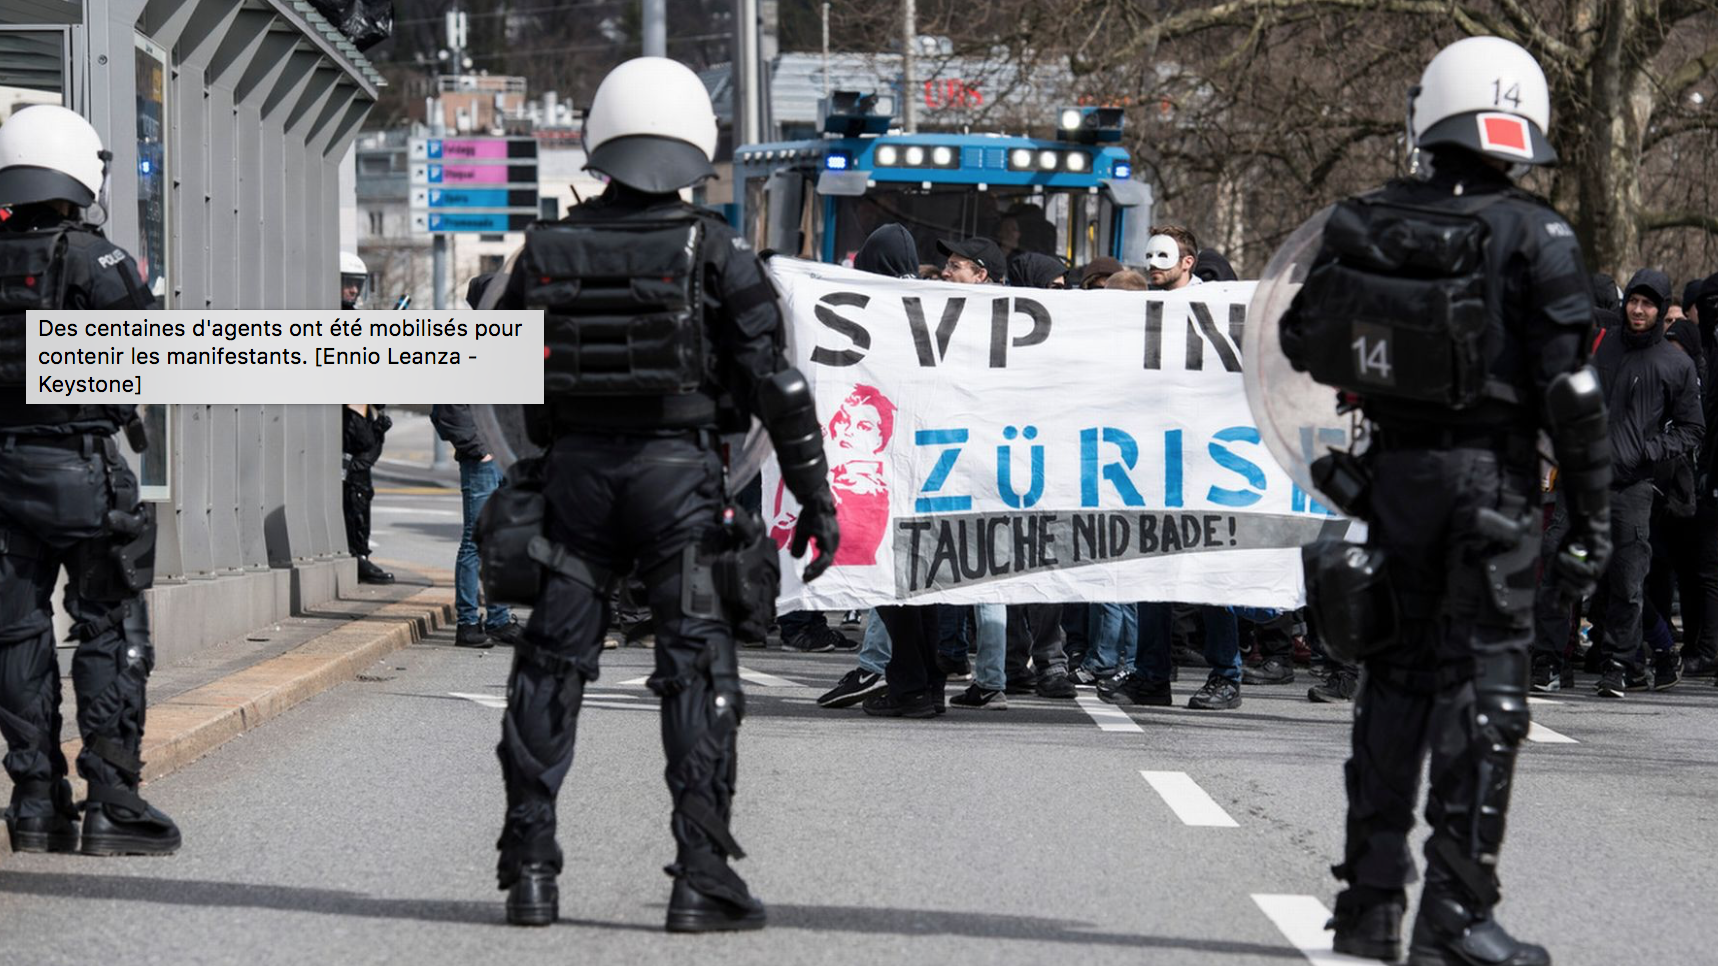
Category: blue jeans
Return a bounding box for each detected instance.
[1079,603,1138,676]
[972,603,1007,690]
[858,609,892,676]
[936,604,970,662]
[1136,602,1240,684]
[457,458,511,629]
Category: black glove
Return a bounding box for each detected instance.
[791,492,840,582]
[1551,508,1611,600]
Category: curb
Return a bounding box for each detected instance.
[63,585,456,796]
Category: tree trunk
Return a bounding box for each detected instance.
[1564,0,1656,277]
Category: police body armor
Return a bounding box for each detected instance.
[522,211,708,398]
[0,227,74,388]
[1281,191,1517,409]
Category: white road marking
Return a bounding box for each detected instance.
[1527,696,1561,706]
[1252,894,1380,965]
[1139,771,1238,827]
[1075,695,1144,733]
[738,667,801,688]
[371,507,462,516]
[1527,721,1578,744]
[617,676,652,686]
[448,692,507,709]
[581,701,650,711]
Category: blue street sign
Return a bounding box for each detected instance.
[424,188,536,208]
[427,140,443,159]
[427,164,442,183]
[425,211,537,232]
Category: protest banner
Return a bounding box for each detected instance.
[761,258,1348,612]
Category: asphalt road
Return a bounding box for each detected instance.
[3,488,1715,965]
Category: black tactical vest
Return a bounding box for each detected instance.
[522,211,708,398]
[0,227,72,388]
[1282,192,1517,409]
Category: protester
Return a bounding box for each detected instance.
[431,403,524,648]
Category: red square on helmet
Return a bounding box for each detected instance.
[1477,113,1532,158]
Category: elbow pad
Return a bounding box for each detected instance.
[1546,367,1611,518]
[756,368,831,503]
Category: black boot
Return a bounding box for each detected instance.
[505,863,559,926]
[665,875,767,933]
[1327,886,1405,962]
[1407,890,1550,966]
[357,557,395,584]
[4,781,80,854]
[80,787,181,856]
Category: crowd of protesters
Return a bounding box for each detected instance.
[746,222,1718,718]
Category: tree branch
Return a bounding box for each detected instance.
[1661,39,1718,100]
[1643,209,1718,235]
[1643,113,1718,152]
[1490,0,1582,68]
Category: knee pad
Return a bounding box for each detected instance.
[1473,648,1531,746]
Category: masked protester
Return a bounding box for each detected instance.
[1278,37,1607,966]
[483,57,838,933]
[0,105,180,857]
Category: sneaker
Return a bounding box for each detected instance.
[602,630,623,650]
[1242,657,1294,685]
[1096,673,1172,706]
[1595,661,1627,698]
[1036,673,1077,699]
[1069,666,1107,687]
[1625,663,1653,691]
[936,652,972,678]
[949,683,1008,709]
[1530,656,1562,692]
[830,633,859,652]
[1187,676,1242,710]
[1003,676,1038,695]
[1651,652,1682,691]
[840,610,863,626]
[1291,633,1314,666]
[1682,654,1718,677]
[1309,668,1358,703]
[861,690,937,718]
[817,668,886,709]
[455,623,494,649]
[485,619,525,647]
[1170,643,1206,668]
[782,624,842,653]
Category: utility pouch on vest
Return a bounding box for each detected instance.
[476,456,551,605]
[1283,194,1504,408]
[1303,539,1398,665]
[522,214,707,397]
[0,228,72,388]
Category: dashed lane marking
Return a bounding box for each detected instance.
[617,669,803,688]
[448,692,507,709]
[1526,721,1578,744]
[371,506,461,516]
[1139,771,1238,827]
[1075,695,1144,733]
[449,691,639,711]
[1527,696,1561,706]
[1252,894,1380,965]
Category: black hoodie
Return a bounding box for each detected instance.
[1194,249,1237,283]
[854,223,920,278]
[1007,251,1068,289]
[1591,275,1703,486]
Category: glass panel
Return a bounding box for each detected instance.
[0,30,64,114]
[135,35,169,304]
[831,185,1085,271]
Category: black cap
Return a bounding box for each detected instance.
[936,236,1005,281]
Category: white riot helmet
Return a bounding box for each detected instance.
[583,57,718,193]
[340,251,370,309]
[0,105,109,208]
[1411,36,1556,166]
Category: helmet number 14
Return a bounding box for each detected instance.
[1492,79,1522,108]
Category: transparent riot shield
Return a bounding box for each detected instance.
[1242,206,1370,509]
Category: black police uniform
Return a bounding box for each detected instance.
[341,404,393,583]
[1285,150,1599,964]
[490,184,835,930]
[0,206,180,854]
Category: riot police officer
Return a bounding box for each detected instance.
[0,105,180,855]
[484,57,839,932]
[1280,38,1609,965]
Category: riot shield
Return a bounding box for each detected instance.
[1242,206,1369,510]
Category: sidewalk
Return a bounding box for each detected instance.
[0,567,455,834]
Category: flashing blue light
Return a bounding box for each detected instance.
[824,153,850,171]
[1113,162,1132,180]
[139,159,152,175]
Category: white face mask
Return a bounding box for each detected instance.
[1145,234,1181,271]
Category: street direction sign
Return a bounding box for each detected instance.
[409,137,538,161]
[411,210,539,233]
[411,162,538,185]
[411,187,538,209]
